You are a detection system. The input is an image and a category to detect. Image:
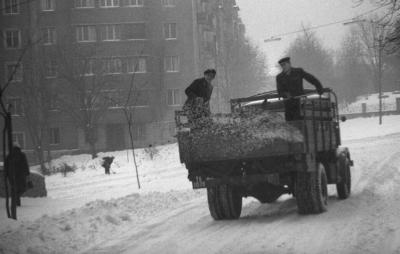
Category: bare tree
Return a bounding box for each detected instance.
[284,29,336,89]
[56,42,117,158]
[228,40,269,98]
[355,15,398,124]
[0,34,41,219]
[336,27,373,102]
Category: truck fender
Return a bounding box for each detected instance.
[336,147,353,167]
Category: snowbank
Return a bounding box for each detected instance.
[0,190,204,254]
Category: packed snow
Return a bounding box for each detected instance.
[1,115,400,253]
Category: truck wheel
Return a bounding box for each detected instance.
[207,184,242,220]
[336,154,351,199]
[295,163,328,214]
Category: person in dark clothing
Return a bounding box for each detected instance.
[5,145,30,206]
[102,156,114,175]
[183,69,216,123]
[276,57,324,120]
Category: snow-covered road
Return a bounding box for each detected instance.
[1,116,400,254]
[88,134,400,254]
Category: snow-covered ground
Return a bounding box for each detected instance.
[340,91,400,114]
[341,114,400,140]
[1,115,400,253]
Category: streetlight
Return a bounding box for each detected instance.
[343,19,366,26]
[264,37,282,43]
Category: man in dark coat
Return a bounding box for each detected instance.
[183,69,216,123]
[276,57,324,120]
[5,145,30,206]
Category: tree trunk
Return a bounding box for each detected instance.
[34,146,46,175]
[89,142,97,159]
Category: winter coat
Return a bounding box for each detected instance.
[183,78,213,120]
[5,146,30,195]
[276,67,323,98]
[184,77,214,103]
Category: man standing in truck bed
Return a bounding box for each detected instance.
[276,57,324,121]
[183,69,216,124]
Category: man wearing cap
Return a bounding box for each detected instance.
[276,57,324,120]
[183,69,217,124]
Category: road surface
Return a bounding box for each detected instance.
[87,134,400,254]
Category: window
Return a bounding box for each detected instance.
[167,122,176,135]
[76,25,96,42]
[164,56,179,72]
[167,89,181,106]
[49,128,60,145]
[12,132,25,148]
[42,27,56,45]
[123,23,146,40]
[5,63,23,82]
[75,0,94,8]
[163,23,176,39]
[4,29,20,49]
[8,97,23,116]
[133,90,149,106]
[41,0,55,11]
[3,0,19,14]
[162,0,175,7]
[133,125,146,140]
[124,0,143,7]
[104,90,122,108]
[48,95,59,110]
[102,58,122,74]
[127,57,146,73]
[82,58,95,76]
[100,0,119,7]
[101,24,121,41]
[45,59,57,78]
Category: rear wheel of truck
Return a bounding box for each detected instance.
[207,184,242,220]
[336,154,351,199]
[295,163,328,214]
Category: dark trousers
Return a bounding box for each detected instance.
[284,98,301,121]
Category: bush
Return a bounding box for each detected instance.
[57,163,77,177]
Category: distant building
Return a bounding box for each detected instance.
[0,0,242,161]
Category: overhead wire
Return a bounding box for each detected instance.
[265,4,392,40]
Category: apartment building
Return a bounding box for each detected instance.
[0,0,241,161]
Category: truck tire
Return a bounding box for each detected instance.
[295,163,328,214]
[336,154,351,199]
[207,184,242,220]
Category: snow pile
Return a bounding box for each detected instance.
[340,91,400,114]
[0,190,203,254]
[186,109,303,161]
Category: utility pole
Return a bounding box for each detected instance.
[377,33,383,125]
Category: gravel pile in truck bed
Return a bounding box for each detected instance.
[186,108,304,161]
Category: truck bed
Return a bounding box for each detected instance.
[177,111,305,163]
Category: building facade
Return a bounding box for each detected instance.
[0,0,241,161]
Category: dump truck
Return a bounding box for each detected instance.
[175,88,353,220]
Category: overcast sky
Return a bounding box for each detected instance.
[236,0,380,74]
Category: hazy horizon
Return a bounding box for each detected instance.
[236,0,384,75]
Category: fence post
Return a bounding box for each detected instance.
[361,103,367,116]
